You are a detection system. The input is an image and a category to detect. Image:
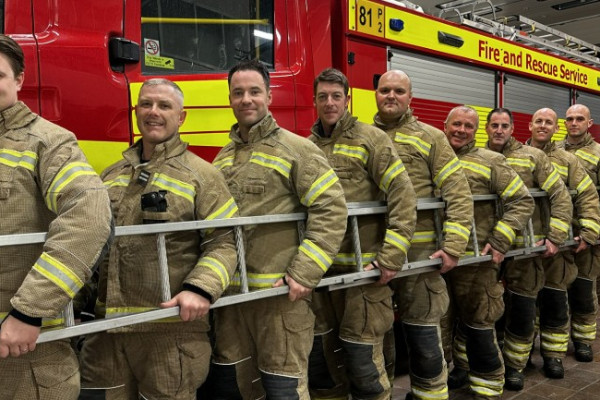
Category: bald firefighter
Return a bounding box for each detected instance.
[485,108,573,391]
[526,107,600,378]
[557,104,600,363]
[374,70,473,400]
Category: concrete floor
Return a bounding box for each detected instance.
[393,329,600,399]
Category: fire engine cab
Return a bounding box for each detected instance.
[6,0,600,172]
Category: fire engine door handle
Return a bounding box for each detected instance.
[109,37,140,72]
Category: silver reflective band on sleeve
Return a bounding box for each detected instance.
[46,162,97,212]
[32,252,84,298]
[299,239,332,272]
[434,157,461,188]
[301,169,339,206]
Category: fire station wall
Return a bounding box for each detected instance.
[388,48,495,146]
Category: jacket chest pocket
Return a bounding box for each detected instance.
[0,164,13,200]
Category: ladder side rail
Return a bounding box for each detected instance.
[0,190,572,343]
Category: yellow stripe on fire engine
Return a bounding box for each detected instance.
[130,80,235,148]
[349,1,600,93]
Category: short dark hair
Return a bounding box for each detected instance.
[228,59,270,90]
[0,35,25,77]
[487,108,514,124]
[314,68,349,96]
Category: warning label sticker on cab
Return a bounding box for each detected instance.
[145,54,175,70]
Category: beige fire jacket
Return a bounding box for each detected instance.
[487,137,572,246]
[310,110,416,272]
[558,133,600,185]
[532,140,600,245]
[374,109,472,258]
[1,101,112,329]
[99,134,238,333]
[213,113,347,290]
[455,142,534,253]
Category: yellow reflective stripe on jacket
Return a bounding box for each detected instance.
[384,229,410,255]
[433,157,461,188]
[577,174,594,194]
[32,252,83,299]
[46,162,96,212]
[501,176,524,200]
[379,159,405,193]
[299,239,332,272]
[494,221,516,243]
[575,149,600,166]
[301,169,339,206]
[507,157,535,171]
[444,221,470,241]
[106,307,180,322]
[151,173,195,204]
[580,218,600,235]
[0,149,37,171]
[541,168,561,191]
[411,230,437,243]
[333,144,369,165]
[333,252,377,265]
[459,159,491,179]
[206,197,238,220]
[551,162,568,178]
[250,152,291,179]
[104,174,131,188]
[0,312,65,328]
[394,132,431,156]
[230,272,285,288]
[214,156,234,170]
[550,217,570,233]
[197,256,230,290]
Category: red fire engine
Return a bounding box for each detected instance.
[6,0,600,172]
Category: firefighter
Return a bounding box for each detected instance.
[443,106,534,399]
[526,107,600,377]
[306,68,416,400]
[79,78,238,399]
[558,104,600,363]
[0,35,113,399]
[208,60,347,400]
[374,70,473,400]
[485,108,573,391]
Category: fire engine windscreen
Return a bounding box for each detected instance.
[141,0,274,74]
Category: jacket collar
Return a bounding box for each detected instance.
[228,113,279,145]
[123,133,187,167]
[310,110,356,140]
[373,108,414,131]
[0,101,37,133]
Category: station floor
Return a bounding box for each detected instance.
[392,321,600,399]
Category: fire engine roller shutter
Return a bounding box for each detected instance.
[504,74,570,116]
[576,91,600,117]
[504,74,570,141]
[388,48,495,107]
[388,48,494,141]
